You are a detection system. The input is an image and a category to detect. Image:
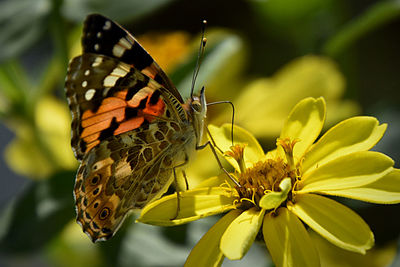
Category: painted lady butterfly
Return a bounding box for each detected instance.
[65,14,208,242]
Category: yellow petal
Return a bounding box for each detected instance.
[299,151,393,193]
[288,194,374,254]
[137,187,238,226]
[195,174,228,188]
[220,207,265,260]
[185,210,241,267]
[208,124,264,170]
[263,208,320,267]
[310,230,397,267]
[280,97,326,164]
[303,116,387,174]
[318,169,400,204]
[259,178,291,210]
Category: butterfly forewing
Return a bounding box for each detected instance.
[66,53,179,160]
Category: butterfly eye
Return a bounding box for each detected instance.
[192,101,202,112]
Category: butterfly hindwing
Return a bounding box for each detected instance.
[74,120,193,241]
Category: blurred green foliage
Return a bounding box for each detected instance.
[0,0,399,266]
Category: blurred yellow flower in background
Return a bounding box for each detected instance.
[137,31,190,73]
[5,96,77,178]
[216,55,361,138]
[138,97,400,267]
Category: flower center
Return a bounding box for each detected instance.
[228,139,299,210]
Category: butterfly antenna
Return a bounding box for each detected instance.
[190,20,207,99]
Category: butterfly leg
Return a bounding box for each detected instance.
[182,170,189,190]
[196,140,240,187]
[172,167,181,220]
[171,158,190,220]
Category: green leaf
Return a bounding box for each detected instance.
[0,171,75,252]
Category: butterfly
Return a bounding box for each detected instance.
[65,14,208,242]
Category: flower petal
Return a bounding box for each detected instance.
[288,193,374,254]
[303,116,387,174]
[195,174,234,188]
[208,124,264,170]
[298,151,393,193]
[309,230,397,267]
[137,187,238,226]
[220,207,265,260]
[280,97,326,163]
[185,210,241,267]
[318,169,400,204]
[263,207,320,267]
[259,178,291,210]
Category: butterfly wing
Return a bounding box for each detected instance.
[73,120,191,242]
[82,14,183,103]
[65,53,187,160]
[65,14,195,242]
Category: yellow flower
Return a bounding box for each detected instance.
[138,97,400,267]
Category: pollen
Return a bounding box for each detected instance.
[228,139,300,210]
[236,159,296,209]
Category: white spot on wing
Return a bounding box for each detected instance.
[97,32,102,38]
[103,21,111,30]
[94,44,100,51]
[119,37,132,49]
[103,75,119,87]
[92,57,103,67]
[111,67,128,77]
[82,81,88,87]
[84,69,90,76]
[85,89,96,101]
[112,44,125,57]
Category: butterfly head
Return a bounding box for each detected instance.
[190,86,207,145]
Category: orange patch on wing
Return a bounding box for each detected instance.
[82,108,125,128]
[81,120,113,139]
[143,95,165,118]
[79,88,167,153]
[85,140,100,153]
[114,90,127,99]
[82,97,126,120]
[114,117,145,135]
[140,64,158,80]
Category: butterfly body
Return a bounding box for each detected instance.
[65,14,206,242]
